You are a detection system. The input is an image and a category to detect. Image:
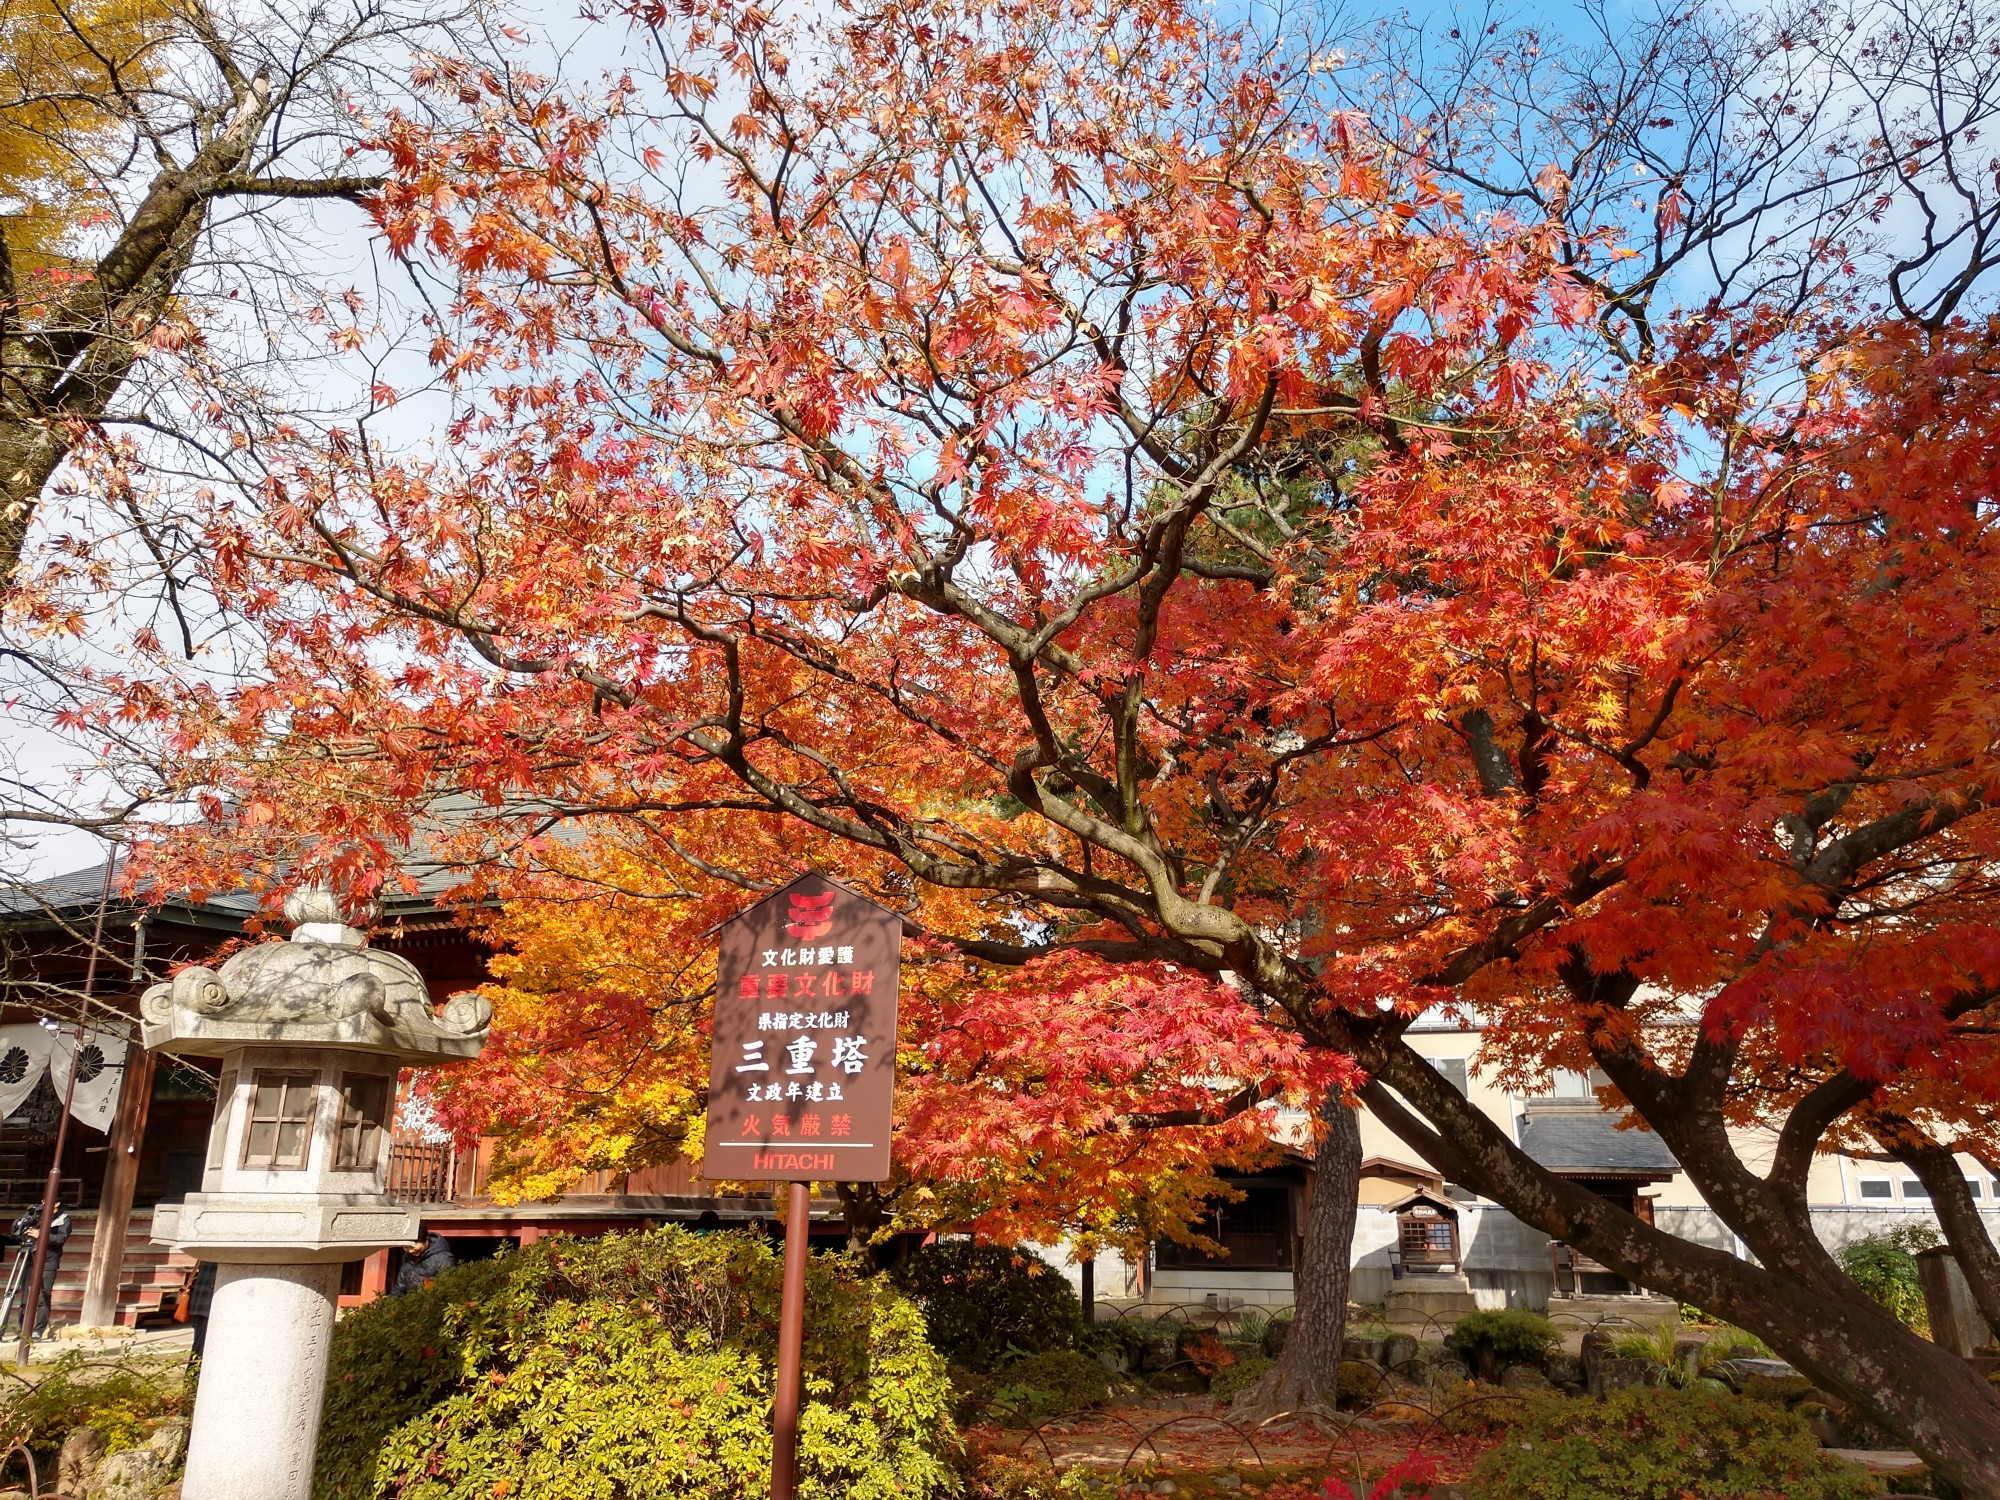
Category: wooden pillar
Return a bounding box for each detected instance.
[338,1249,393,1308]
[80,1047,156,1328]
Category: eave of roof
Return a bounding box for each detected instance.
[1517,1100,1679,1177]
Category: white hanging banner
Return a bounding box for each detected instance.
[0,1025,53,1122]
[49,1028,129,1133]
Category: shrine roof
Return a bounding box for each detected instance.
[1517,1099,1679,1178]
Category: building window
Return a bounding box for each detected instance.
[241,1071,318,1170]
[205,1069,238,1172]
[334,1074,393,1172]
[1431,1058,1470,1096]
[1155,1182,1294,1271]
[1858,1179,1893,1200]
[1968,1178,1984,1200]
[1902,1180,1931,1200]
[1551,1069,1605,1099]
[1399,1212,1458,1264]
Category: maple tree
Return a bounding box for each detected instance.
[0,0,445,591]
[88,0,2000,1482]
[426,829,1336,1261]
[0,0,498,892]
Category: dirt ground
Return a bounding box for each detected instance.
[969,1391,1500,1496]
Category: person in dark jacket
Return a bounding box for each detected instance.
[5,1204,71,1336]
[390,1232,456,1296]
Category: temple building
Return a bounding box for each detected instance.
[4,860,1996,1328]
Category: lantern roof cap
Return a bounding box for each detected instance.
[139,885,490,1064]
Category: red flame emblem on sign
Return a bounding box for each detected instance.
[785,891,835,942]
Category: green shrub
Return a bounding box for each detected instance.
[947,1363,1001,1426]
[1231,1310,1271,1348]
[889,1241,1088,1370]
[987,1349,1119,1426]
[1837,1224,1940,1335]
[957,1450,1077,1499]
[1338,1358,1389,1407]
[1473,1386,1880,1500]
[1207,1354,1272,1403]
[0,1352,190,1466]
[1444,1309,1558,1372]
[317,1226,955,1500]
[1080,1315,1149,1371]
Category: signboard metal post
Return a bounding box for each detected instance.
[703,875,899,1500]
[770,1180,809,1499]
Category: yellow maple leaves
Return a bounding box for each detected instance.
[0,0,169,269]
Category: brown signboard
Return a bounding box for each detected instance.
[702,874,899,1183]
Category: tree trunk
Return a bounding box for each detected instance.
[1360,1048,2000,1498]
[1233,1095,1360,1416]
[833,1181,887,1268]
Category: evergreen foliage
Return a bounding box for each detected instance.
[1473,1387,1880,1500]
[1836,1224,1941,1336]
[315,1227,955,1500]
[888,1242,1089,1370]
[1443,1309,1560,1371]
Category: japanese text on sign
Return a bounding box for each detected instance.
[703,876,899,1183]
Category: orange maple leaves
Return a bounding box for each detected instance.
[93,0,2000,1226]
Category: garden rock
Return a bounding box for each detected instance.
[1379,1333,1418,1371]
[1214,1475,1243,1490]
[149,1423,187,1469]
[1262,1317,1291,1357]
[1591,1355,1655,1395]
[1799,1400,1843,1447]
[1828,1404,1899,1450]
[85,1422,188,1500]
[1716,1356,1798,1389]
[1342,1334,1383,1364]
[1738,1371,1819,1406]
[1579,1329,1613,1387]
[58,1426,107,1495]
[1140,1336,1178,1372]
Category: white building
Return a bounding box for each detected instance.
[1063,1017,2000,1317]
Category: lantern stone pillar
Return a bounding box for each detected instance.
[141,889,489,1500]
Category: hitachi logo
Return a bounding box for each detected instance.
[753,1151,836,1172]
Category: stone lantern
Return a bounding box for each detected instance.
[141,888,490,1500]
